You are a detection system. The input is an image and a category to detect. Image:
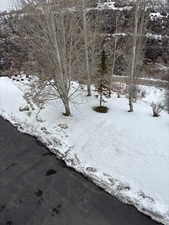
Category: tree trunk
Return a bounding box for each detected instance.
[109,16,118,98]
[167,80,169,114]
[128,1,140,112]
[82,0,92,97]
[117,92,120,98]
[108,72,113,98]
[100,82,103,107]
[87,84,92,96]
[100,92,103,107]
[128,96,134,112]
[62,98,71,116]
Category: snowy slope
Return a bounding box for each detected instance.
[0,76,169,224]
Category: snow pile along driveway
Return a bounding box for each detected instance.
[0,76,169,225]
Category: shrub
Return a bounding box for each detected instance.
[151,103,164,117]
[93,106,109,113]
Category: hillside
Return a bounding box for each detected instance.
[93,0,169,80]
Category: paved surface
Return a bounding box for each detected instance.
[0,117,162,225]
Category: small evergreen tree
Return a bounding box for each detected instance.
[96,49,109,107]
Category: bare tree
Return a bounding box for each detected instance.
[128,0,146,112]
[128,1,139,112]
[82,0,92,96]
[109,14,119,97]
[17,0,84,116]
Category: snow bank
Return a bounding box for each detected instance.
[0,76,169,225]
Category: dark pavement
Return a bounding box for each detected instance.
[0,117,161,225]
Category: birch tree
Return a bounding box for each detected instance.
[82,0,92,96]
[17,0,84,116]
[128,0,146,112]
[109,14,118,97]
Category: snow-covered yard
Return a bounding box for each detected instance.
[0,76,169,224]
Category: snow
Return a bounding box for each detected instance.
[150,12,164,20]
[146,33,163,40]
[97,1,132,11]
[0,76,169,225]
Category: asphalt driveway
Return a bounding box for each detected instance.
[0,117,161,225]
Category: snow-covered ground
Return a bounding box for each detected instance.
[0,76,169,224]
[97,1,132,11]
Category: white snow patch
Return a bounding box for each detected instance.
[146,33,163,40]
[97,1,132,11]
[150,12,165,20]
